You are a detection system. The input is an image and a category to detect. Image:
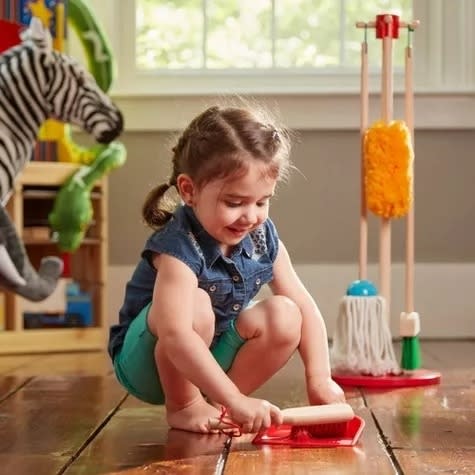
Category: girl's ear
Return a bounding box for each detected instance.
[176,174,195,206]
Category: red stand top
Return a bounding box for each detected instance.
[333,369,441,389]
[376,14,400,38]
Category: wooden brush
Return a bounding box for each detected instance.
[279,403,355,438]
[209,403,355,437]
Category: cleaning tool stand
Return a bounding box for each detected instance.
[331,14,440,388]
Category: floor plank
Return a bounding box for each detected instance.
[0,374,125,475]
[395,448,475,474]
[0,341,473,474]
[0,454,69,475]
[66,396,228,474]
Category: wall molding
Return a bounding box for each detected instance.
[113,91,475,132]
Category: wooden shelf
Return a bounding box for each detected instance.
[2,161,108,354]
[23,238,102,246]
[0,328,106,354]
[19,162,82,186]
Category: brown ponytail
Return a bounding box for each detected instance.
[142,183,175,229]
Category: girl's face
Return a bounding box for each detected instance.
[179,161,277,255]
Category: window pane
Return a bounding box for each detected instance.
[207,0,272,68]
[344,0,413,68]
[135,0,413,71]
[136,0,203,69]
[275,0,340,68]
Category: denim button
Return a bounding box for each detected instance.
[256,278,261,285]
[209,284,217,292]
[232,303,241,311]
[232,275,240,282]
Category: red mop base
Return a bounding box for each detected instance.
[252,416,365,448]
[332,369,441,388]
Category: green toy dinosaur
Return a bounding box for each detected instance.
[49,142,126,252]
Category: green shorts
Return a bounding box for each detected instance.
[113,303,246,404]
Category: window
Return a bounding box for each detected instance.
[114,0,473,96]
[93,0,473,130]
[135,0,412,71]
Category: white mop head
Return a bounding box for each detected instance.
[331,296,400,376]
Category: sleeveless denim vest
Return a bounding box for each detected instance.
[109,205,279,359]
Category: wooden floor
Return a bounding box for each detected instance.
[0,341,474,474]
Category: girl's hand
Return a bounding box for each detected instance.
[306,376,346,406]
[226,394,283,433]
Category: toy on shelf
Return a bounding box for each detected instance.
[49,142,126,252]
[331,14,441,388]
[54,0,120,166]
[22,251,92,329]
[0,6,123,301]
[23,277,93,329]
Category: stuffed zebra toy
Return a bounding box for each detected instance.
[0,18,123,301]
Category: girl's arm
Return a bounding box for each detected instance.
[149,253,241,405]
[149,253,282,429]
[268,241,345,404]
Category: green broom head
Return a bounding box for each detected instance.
[401,336,421,370]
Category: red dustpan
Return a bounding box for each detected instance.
[252,410,365,448]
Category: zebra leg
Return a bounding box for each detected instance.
[0,205,63,301]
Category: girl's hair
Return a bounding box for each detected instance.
[142,105,291,229]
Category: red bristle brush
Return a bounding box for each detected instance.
[210,403,365,448]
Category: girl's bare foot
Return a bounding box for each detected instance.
[166,396,226,433]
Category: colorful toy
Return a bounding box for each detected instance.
[0,16,123,301]
[48,0,119,166]
[22,277,93,328]
[49,142,126,251]
[331,14,440,388]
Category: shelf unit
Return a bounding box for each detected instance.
[0,162,108,354]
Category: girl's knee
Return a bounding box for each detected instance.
[266,296,302,344]
[193,288,215,344]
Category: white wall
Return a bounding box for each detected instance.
[108,263,475,338]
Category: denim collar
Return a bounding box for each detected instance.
[181,205,253,267]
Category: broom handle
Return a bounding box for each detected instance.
[380,27,393,320]
[405,42,415,313]
[359,35,369,280]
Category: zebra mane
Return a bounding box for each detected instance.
[19,17,52,52]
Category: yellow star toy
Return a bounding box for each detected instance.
[28,0,54,29]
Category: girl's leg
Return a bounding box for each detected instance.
[229,295,302,395]
[150,288,223,433]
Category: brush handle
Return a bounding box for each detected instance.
[208,403,354,430]
[281,403,354,425]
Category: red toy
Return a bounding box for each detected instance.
[0,20,22,53]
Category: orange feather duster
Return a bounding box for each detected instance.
[364,120,413,219]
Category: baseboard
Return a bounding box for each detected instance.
[108,262,475,338]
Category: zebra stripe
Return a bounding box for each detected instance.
[0,22,122,202]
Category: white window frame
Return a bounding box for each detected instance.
[80,0,475,130]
